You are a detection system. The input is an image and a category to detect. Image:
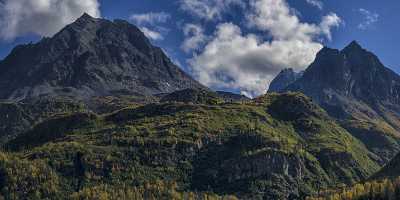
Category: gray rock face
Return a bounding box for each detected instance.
[285,41,400,120]
[0,13,204,101]
[286,41,400,106]
[282,41,400,163]
[268,68,303,93]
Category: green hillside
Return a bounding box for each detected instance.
[0,92,382,199]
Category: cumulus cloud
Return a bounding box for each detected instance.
[246,0,341,41]
[129,12,171,26]
[129,12,171,41]
[140,27,164,40]
[0,0,100,40]
[189,23,322,97]
[358,8,379,30]
[179,0,245,21]
[181,24,208,53]
[320,13,342,40]
[305,0,323,10]
[189,0,342,97]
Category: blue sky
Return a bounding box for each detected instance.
[0,0,398,96]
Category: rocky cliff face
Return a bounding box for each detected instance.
[282,41,400,163]
[268,68,304,92]
[0,13,203,101]
[286,41,400,107]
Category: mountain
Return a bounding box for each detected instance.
[282,41,400,163]
[1,92,382,199]
[0,13,396,199]
[268,68,304,92]
[0,13,203,101]
[0,13,206,144]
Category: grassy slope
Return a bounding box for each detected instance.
[0,93,381,199]
[333,99,400,164]
[0,95,152,145]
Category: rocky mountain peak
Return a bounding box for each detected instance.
[66,13,100,31]
[342,40,363,51]
[287,41,400,100]
[0,14,204,101]
[278,41,400,163]
[282,40,400,118]
[268,68,303,92]
[52,13,152,54]
[341,40,373,60]
[79,12,94,20]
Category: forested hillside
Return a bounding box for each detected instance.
[0,92,383,199]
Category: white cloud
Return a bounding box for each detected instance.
[140,27,164,41]
[129,12,171,41]
[246,0,341,41]
[0,0,100,40]
[129,12,171,26]
[189,23,322,97]
[358,8,379,30]
[181,24,208,53]
[189,0,342,97]
[305,0,323,10]
[179,0,245,21]
[320,13,342,40]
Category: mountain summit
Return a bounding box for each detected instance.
[0,14,203,101]
[278,41,400,163]
[268,68,303,92]
[286,41,400,109]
